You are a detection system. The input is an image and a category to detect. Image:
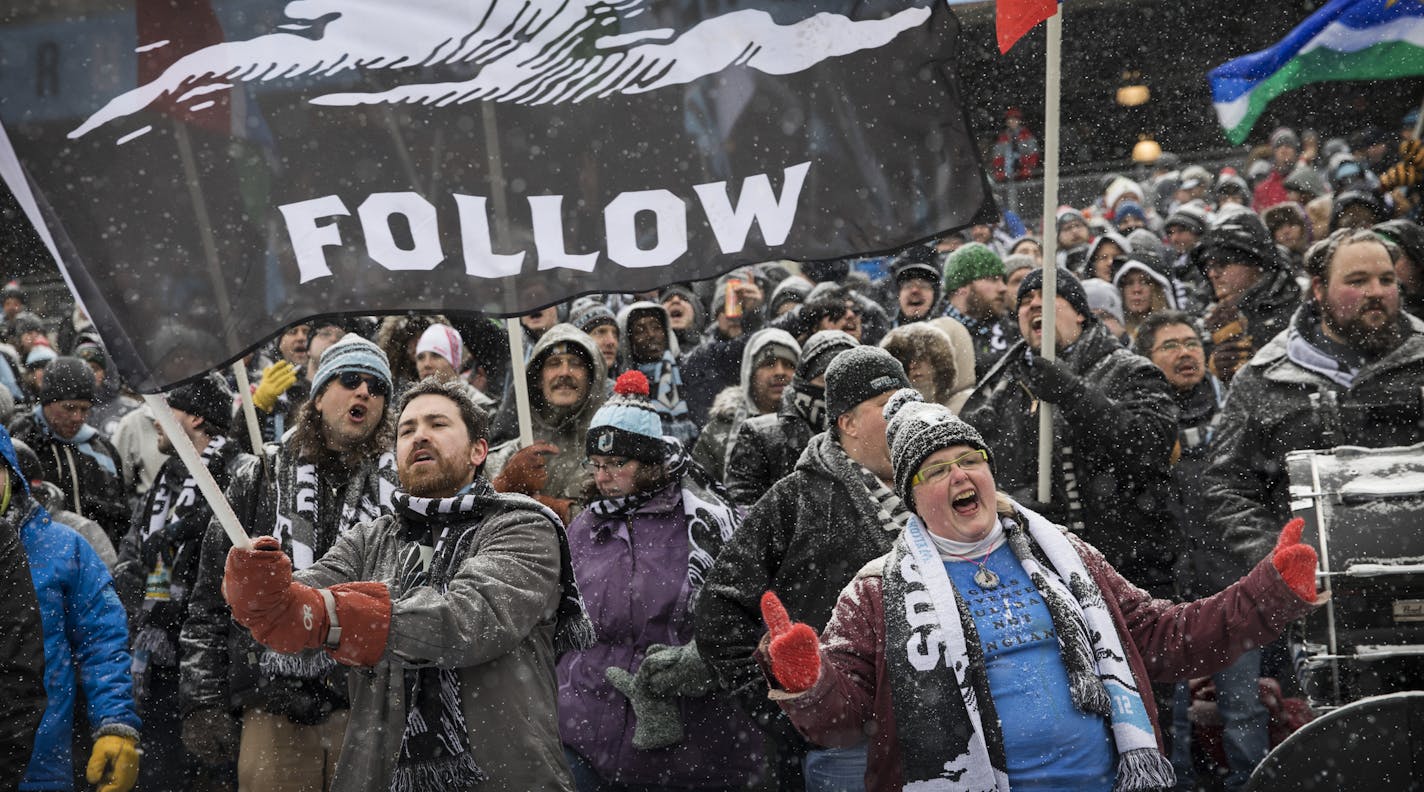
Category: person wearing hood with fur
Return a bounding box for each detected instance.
[10,417,142,792]
[559,371,761,790]
[696,347,913,792]
[1111,258,1180,342]
[879,323,959,408]
[723,330,857,508]
[486,324,609,524]
[755,393,1321,792]
[960,269,1181,598]
[692,329,800,482]
[617,302,699,447]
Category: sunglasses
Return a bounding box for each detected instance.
[335,370,389,398]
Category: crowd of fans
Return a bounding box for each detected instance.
[0,118,1421,792]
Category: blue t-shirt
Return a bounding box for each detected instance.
[944,544,1115,791]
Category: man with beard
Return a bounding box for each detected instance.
[485,324,608,523]
[114,374,253,791]
[960,268,1180,599]
[220,377,590,791]
[180,335,398,792]
[1136,313,1267,792]
[1207,228,1424,565]
[723,330,857,508]
[692,328,800,483]
[941,242,1013,379]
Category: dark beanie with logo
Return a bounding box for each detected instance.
[825,346,912,423]
[40,357,96,405]
[168,372,235,435]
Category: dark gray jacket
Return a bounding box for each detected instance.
[961,321,1181,596]
[1206,309,1424,565]
[723,397,816,509]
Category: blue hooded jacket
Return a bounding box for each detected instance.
[6,421,140,791]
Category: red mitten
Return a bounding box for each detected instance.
[761,591,821,693]
[1271,518,1319,602]
[224,536,328,653]
[325,582,392,667]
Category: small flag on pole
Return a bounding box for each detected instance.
[1210,0,1424,145]
[997,0,1057,53]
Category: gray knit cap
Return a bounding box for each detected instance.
[311,333,393,397]
[884,388,992,508]
[797,330,858,383]
[825,346,911,423]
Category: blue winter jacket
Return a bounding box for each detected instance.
[13,428,139,791]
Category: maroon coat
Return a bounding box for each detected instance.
[766,534,1316,792]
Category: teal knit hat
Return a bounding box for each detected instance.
[942,242,1006,292]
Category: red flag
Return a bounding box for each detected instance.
[997,0,1057,54]
[136,0,230,134]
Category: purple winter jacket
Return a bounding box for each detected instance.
[558,482,763,787]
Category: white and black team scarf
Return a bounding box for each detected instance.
[788,382,828,434]
[389,480,594,792]
[810,433,910,534]
[586,437,740,612]
[132,435,229,668]
[883,503,1173,791]
[261,449,396,678]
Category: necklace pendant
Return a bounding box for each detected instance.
[975,566,1001,589]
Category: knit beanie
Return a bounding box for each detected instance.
[1002,254,1036,279]
[942,242,1006,293]
[1056,207,1088,232]
[825,346,911,423]
[1164,203,1209,236]
[416,323,464,369]
[168,372,234,435]
[768,277,812,316]
[1082,278,1124,324]
[891,245,942,288]
[586,371,666,462]
[797,330,858,383]
[570,301,618,334]
[311,333,393,397]
[73,341,108,371]
[40,356,95,405]
[1016,267,1094,324]
[883,388,992,508]
[1114,201,1147,229]
[753,339,800,371]
[25,343,56,368]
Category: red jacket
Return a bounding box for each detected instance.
[1252,170,1290,211]
[767,535,1316,792]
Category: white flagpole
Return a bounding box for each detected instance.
[481,102,536,448]
[231,362,266,456]
[144,393,251,550]
[1036,9,1063,504]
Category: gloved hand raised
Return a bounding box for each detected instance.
[1021,356,1085,404]
[1272,517,1320,602]
[492,442,559,495]
[224,536,391,665]
[87,730,140,792]
[252,360,299,412]
[761,591,820,694]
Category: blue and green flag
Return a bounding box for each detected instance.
[1210,0,1424,145]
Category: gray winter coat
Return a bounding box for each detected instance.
[295,492,574,792]
[1207,308,1424,565]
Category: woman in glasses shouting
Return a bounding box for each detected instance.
[755,391,1323,792]
[558,370,762,792]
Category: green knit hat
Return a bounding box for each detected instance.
[942,242,1006,292]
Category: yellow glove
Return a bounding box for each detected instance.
[87,734,140,792]
[252,360,298,412]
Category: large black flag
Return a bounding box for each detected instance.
[0,0,994,392]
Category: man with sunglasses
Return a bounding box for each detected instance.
[696,346,912,791]
[181,334,398,792]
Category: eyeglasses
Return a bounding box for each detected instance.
[581,457,633,474]
[1152,338,1203,354]
[336,370,390,398]
[911,449,988,488]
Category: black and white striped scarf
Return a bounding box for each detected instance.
[883,504,1172,791]
[388,479,595,792]
[585,437,741,612]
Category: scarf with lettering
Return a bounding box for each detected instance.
[883,503,1172,791]
[585,437,740,612]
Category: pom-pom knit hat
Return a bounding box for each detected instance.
[884,388,993,508]
[586,371,666,462]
